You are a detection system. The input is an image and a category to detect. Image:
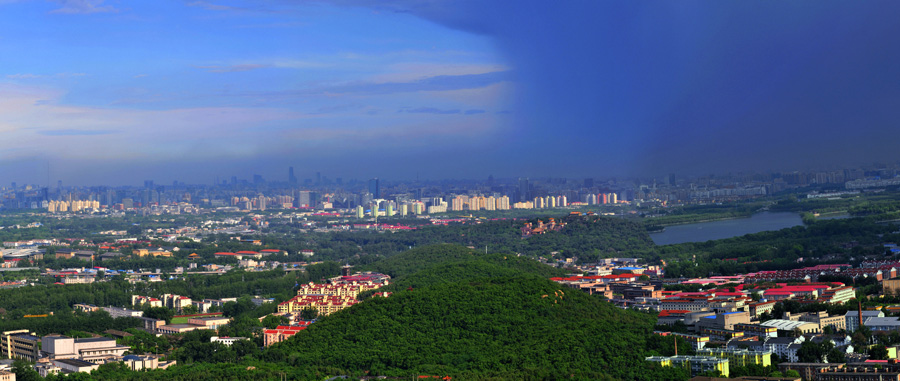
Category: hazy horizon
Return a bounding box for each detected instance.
[2,1,900,186]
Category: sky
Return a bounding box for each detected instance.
[2,1,900,186]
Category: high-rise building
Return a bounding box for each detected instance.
[497,196,510,210]
[368,178,381,198]
[517,178,531,202]
[289,167,297,184]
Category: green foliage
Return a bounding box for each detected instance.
[275,276,664,379]
[299,307,318,321]
[0,310,141,336]
[118,328,173,355]
[261,314,289,329]
[143,307,175,323]
[870,344,890,360]
[797,340,833,362]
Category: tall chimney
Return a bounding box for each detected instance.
[859,300,863,329]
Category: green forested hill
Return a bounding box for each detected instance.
[274,276,681,380]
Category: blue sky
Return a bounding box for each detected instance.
[2,1,900,185]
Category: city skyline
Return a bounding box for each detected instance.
[2,1,900,186]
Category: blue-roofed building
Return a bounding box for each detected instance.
[696,311,751,331]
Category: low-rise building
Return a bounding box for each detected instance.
[799,311,846,331]
[157,324,209,334]
[42,336,130,363]
[102,306,143,319]
[210,336,248,346]
[34,361,62,377]
[131,295,162,308]
[187,316,231,331]
[646,355,730,377]
[51,358,100,374]
[846,310,885,333]
[748,301,776,318]
[863,317,900,332]
[697,347,772,367]
[654,331,709,350]
[121,354,171,370]
[1,330,41,361]
[759,319,820,335]
[733,323,777,338]
[263,325,308,347]
[696,311,751,331]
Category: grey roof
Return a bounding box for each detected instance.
[765,337,797,345]
[760,319,817,331]
[14,334,40,341]
[53,358,96,367]
[727,340,764,350]
[74,337,115,343]
[845,310,884,317]
[863,317,900,327]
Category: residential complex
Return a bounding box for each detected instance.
[278,273,390,316]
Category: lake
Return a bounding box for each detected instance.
[649,211,804,245]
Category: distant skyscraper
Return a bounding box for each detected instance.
[144,180,154,189]
[368,178,380,198]
[517,178,530,202]
[289,167,297,184]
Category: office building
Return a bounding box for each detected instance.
[1,330,41,361]
[42,335,130,363]
[368,178,380,198]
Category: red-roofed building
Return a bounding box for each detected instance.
[263,325,307,347]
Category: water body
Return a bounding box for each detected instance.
[649,212,803,245]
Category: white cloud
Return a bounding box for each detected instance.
[49,0,118,14]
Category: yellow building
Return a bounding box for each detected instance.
[647,355,729,377]
[698,347,772,367]
[2,330,41,361]
[133,248,172,257]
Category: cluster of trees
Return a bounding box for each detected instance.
[0,267,341,322]
[0,310,141,336]
[654,217,895,278]
[796,340,847,363]
[255,214,656,266]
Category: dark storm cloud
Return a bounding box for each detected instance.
[327,0,900,176]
